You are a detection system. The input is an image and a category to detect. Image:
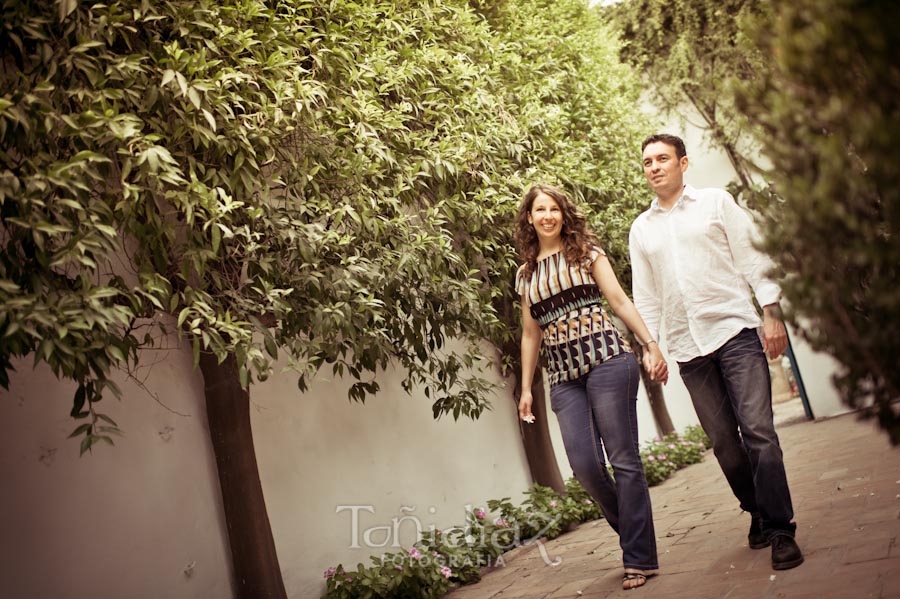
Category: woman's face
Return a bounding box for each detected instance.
[527,192,563,244]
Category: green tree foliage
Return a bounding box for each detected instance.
[0,0,508,443]
[735,0,900,442]
[609,0,768,193]
[466,0,651,343]
[0,0,650,438]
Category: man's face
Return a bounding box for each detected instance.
[642,141,688,197]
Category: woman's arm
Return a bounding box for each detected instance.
[519,295,543,421]
[591,251,669,384]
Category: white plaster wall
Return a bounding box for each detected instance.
[0,344,234,599]
[0,338,531,599]
[785,324,850,419]
[252,345,531,598]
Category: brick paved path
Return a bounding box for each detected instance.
[445,413,900,599]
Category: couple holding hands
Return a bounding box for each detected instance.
[515,134,803,591]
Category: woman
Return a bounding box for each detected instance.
[515,184,667,591]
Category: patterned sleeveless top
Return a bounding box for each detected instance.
[516,246,631,387]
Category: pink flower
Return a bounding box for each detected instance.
[440,566,453,579]
[475,509,486,519]
[323,567,337,579]
[550,500,558,508]
[660,453,668,460]
[647,455,656,461]
[653,436,661,442]
[408,547,422,560]
[495,518,508,527]
[394,565,403,571]
[668,443,676,449]
[584,499,593,504]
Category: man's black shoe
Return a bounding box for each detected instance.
[748,515,769,549]
[771,534,804,570]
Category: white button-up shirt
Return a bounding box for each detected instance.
[628,185,781,362]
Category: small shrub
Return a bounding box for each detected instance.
[641,426,710,486]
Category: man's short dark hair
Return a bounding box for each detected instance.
[641,134,687,159]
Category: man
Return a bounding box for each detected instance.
[628,133,803,570]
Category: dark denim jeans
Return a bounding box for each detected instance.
[550,352,658,570]
[677,328,796,537]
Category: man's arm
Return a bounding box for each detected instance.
[629,222,662,343]
[720,192,786,358]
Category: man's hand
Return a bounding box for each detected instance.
[762,303,788,359]
[644,342,669,385]
[641,343,669,385]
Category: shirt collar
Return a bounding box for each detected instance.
[650,184,697,212]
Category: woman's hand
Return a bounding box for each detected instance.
[518,390,535,423]
[642,343,669,385]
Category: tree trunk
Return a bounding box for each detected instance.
[513,361,566,494]
[632,342,676,437]
[198,352,287,599]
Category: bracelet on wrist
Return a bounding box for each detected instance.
[640,339,658,348]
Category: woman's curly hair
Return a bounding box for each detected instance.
[514,184,599,281]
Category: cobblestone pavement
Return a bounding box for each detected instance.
[445,412,900,599]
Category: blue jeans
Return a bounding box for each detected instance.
[550,352,658,570]
[677,328,796,537]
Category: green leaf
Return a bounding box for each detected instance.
[264,335,277,359]
[187,87,201,110]
[70,384,86,417]
[96,413,118,427]
[79,435,94,456]
[68,423,91,438]
[202,108,216,130]
[107,345,126,362]
[161,69,176,87]
[58,0,78,21]
[211,222,221,254]
[192,338,200,370]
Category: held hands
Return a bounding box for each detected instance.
[641,342,669,385]
[762,304,788,359]
[518,390,535,423]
